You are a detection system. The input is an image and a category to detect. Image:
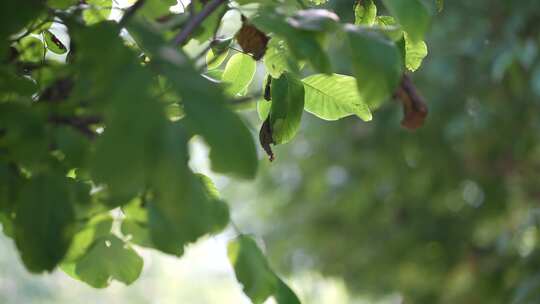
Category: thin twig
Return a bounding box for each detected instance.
[172,0,227,46]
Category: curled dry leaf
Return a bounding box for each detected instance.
[264,75,272,101]
[396,74,428,130]
[236,16,269,61]
[259,118,275,161]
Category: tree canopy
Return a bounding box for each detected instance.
[0,0,488,302]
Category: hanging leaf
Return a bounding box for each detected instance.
[302,73,372,121]
[269,72,305,145]
[14,174,76,273]
[228,235,301,304]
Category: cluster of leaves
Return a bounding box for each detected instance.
[248,0,540,303]
[0,0,437,302]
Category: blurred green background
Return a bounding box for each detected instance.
[3,0,540,303]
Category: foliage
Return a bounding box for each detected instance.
[245,0,540,303]
[0,0,435,302]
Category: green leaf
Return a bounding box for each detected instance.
[205,69,224,81]
[14,174,76,273]
[140,0,176,19]
[127,25,258,179]
[253,8,332,74]
[345,25,402,109]
[16,36,45,63]
[228,235,300,304]
[54,126,91,169]
[63,214,113,262]
[374,16,403,41]
[43,30,67,54]
[0,163,22,214]
[47,0,78,10]
[0,0,44,55]
[0,103,48,167]
[206,48,229,70]
[91,89,167,201]
[158,52,258,179]
[264,38,299,78]
[287,9,340,32]
[258,99,272,121]
[148,149,230,255]
[83,0,112,25]
[354,0,377,26]
[404,32,428,71]
[222,53,257,96]
[70,234,143,288]
[302,73,372,121]
[120,199,153,248]
[269,73,305,144]
[381,0,431,42]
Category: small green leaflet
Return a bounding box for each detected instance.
[345,25,402,109]
[222,53,256,96]
[269,73,305,144]
[228,235,301,304]
[381,0,431,42]
[43,30,67,54]
[302,73,372,121]
[404,32,428,71]
[354,0,377,26]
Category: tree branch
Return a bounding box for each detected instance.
[172,0,227,46]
